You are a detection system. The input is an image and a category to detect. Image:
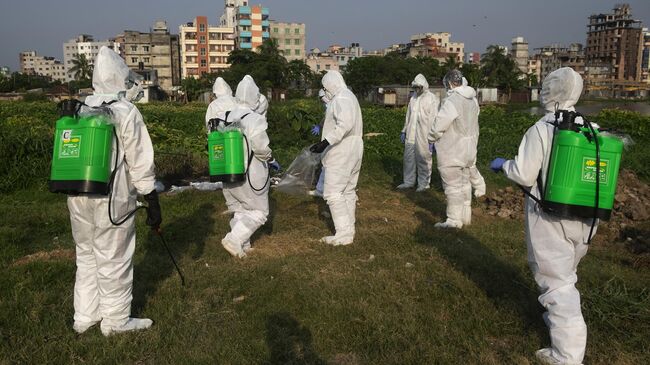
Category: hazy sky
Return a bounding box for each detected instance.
[1,0,649,71]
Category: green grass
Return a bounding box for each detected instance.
[1,101,649,364]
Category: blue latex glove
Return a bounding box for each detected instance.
[490,158,506,173]
[429,143,435,153]
[269,159,281,171]
[311,124,321,136]
[400,132,406,144]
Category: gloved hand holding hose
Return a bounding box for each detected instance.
[144,190,162,230]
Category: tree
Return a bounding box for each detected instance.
[460,63,485,88]
[442,55,461,73]
[68,53,93,81]
[480,45,525,99]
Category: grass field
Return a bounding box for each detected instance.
[1,101,649,364]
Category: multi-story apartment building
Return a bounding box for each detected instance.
[527,58,542,83]
[534,44,585,82]
[19,51,66,82]
[269,21,306,61]
[179,16,235,79]
[306,49,339,73]
[585,4,645,91]
[408,33,465,63]
[114,21,181,92]
[641,28,650,84]
[328,43,363,71]
[511,37,529,74]
[220,1,270,50]
[63,35,115,82]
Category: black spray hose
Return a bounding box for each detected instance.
[582,114,600,245]
[242,134,270,192]
[107,130,185,285]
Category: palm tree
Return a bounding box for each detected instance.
[443,55,460,73]
[68,53,93,81]
[480,45,525,100]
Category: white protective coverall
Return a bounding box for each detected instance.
[320,70,364,245]
[428,82,480,228]
[400,74,439,191]
[220,77,273,257]
[501,68,594,365]
[69,46,155,336]
[205,77,237,131]
[461,78,487,197]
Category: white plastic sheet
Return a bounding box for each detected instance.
[275,148,321,195]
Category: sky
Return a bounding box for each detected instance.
[1,0,649,71]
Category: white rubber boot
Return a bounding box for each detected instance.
[101,318,153,336]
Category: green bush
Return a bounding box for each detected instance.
[1,101,649,193]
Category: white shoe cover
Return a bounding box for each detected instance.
[101,318,153,336]
[73,320,99,334]
[434,219,463,229]
[222,238,246,258]
[242,241,254,253]
[320,234,353,246]
[535,348,583,365]
[396,183,414,190]
[415,185,430,193]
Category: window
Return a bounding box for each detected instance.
[131,57,138,63]
[200,59,207,67]
[144,57,150,63]
[325,64,331,70]
[316,64,321,71]
[131,46,137,52]
[200,35,206,44]
[200,48,206,56]
[273,28,278,33]
[294,28,300,34]
[285,28,290,35]
[285,39,291,45]
[294,39,301,45]
[144,46,149,52]
[199,24,206,32]
[295,49,301,56]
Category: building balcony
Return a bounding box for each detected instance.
[238,6,251,14]
[262,8,269,16]
[240,31,252,38]
[240,42,252,49]
[262,32,270,38]
[239,19,252,26]
[262,20,269,27]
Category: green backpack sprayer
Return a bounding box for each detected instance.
[49,100,114,195]
[48,99,185,285]
[525,110,623,243]
[207,112,270,191]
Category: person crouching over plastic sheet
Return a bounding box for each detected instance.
[220,77,280,258]
[490,67,595,365]
[428,69,480,229]
[397,74,439,192]
[310,70,363,246]
[69,46,161,336]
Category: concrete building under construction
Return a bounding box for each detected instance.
[585,4,647,97]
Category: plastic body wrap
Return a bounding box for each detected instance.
[275,148,321,195]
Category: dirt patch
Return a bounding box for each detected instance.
[477,169,650,262]
[11,249,75,267]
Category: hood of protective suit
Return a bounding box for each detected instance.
[236,77,261,109]
[540,67,583,112]
[411,74,429,89]
[451,85,477,100]
[92,46,129,95]
[322,70,347,96]
[213,77,233,98]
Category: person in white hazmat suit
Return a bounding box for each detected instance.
[428,69,480,229]
[490,67,595,365]
[460,77,487,198]
[310,70,363,246]
[220,77,280,258]
[205,77,237,131]
[68,46,160,336]
[241,74,268,117]
[397,74,439,192]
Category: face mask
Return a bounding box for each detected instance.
[323,88,334,101]
[124,71,145,102]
